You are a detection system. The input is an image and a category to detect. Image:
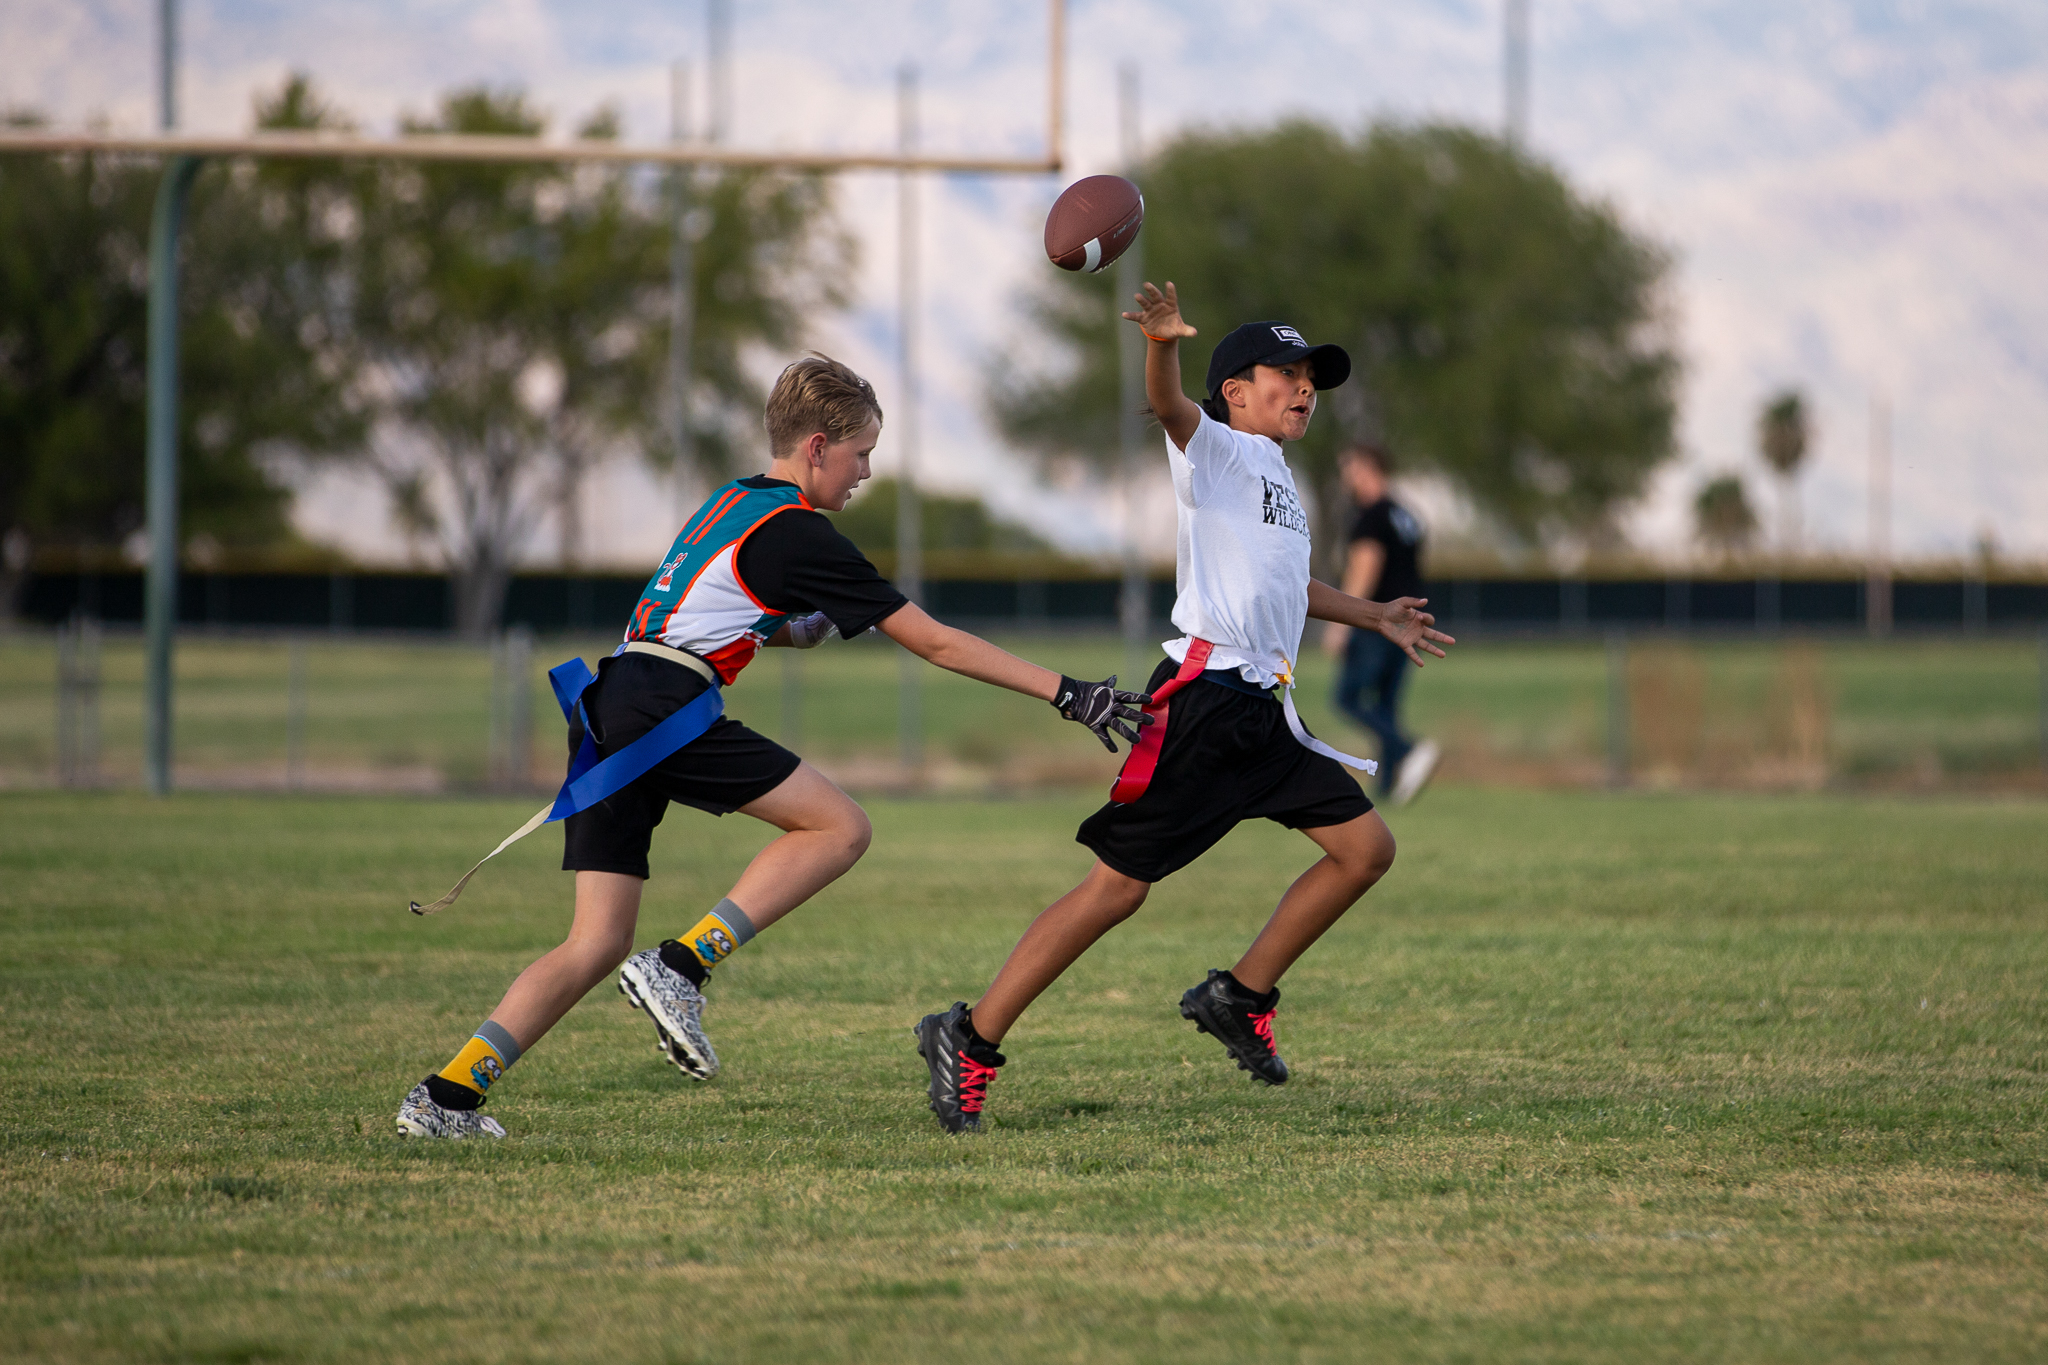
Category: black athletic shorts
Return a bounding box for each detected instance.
[561,652,801,879]
[1076,655,1374,884]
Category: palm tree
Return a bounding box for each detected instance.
[1695,474,1758,559]
[1757,390,1809,557]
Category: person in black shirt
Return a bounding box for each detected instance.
[1322,443,1439,804]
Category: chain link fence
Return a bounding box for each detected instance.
[5,624,2046,796]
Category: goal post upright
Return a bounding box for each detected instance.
[0,1,1066,795]
[142,155,203,797]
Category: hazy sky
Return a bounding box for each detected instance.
[7,0,2046,566]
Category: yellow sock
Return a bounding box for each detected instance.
[679,898,758,970]
[434,1021,522,1097]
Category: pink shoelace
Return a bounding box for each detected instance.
[1250,1008,1278,1051]
[958,1055,1000,1115]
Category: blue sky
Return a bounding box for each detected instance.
[7,0,2046,564]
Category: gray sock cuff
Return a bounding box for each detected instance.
[475,1019,523,1068]
[714,898,757,946]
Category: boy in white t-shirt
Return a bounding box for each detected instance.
[914,282,1454,1132]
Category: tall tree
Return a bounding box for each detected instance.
[342,89,594,635]
[1756,389,1809,557]
[296,82,852,635]
[992,120,1680,564]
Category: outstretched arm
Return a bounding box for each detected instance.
[1122,281,1202,451]
[878,604,1153,751]
[878,604,1059,698]
[1305,579,1456,668]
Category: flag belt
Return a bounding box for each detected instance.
[1107,639,1377,806]
[409,649,724,915]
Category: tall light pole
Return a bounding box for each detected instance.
[144,0,195,794]
[1504,0,1530,146]
[669,60,696,528]
[159,0,177,131]
[672,0,730,528]
[1116,62,1148,680]
[708,0,732,144]
[896,65,924,774]
[1868,392,1892,636]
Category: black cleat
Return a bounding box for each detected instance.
[1179,969,1288,1085]
[914,1002,1005,1134]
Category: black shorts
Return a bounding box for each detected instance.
[561,652,802,879]
[1077,655,1374,884]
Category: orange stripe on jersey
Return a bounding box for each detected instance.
[684,488,747,545]
[675,490,731,544]
[679,488,742,546]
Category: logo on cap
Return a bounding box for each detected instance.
[1270,325,1306,347]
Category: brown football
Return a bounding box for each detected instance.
[1044,174,1144,273]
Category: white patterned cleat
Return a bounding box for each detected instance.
[395,1082,507,1139]
[619,949,719,1080]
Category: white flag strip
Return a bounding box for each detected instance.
[1280,683,1377,777]
[1238,648,1379,778]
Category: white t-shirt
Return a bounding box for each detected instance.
[1160,409,1313,688]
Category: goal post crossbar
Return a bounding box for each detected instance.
[13,0,1069,797]
[0,128,1059,176]
[0,0,1066,178]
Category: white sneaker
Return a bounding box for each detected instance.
[1389,738,1441,807]
[395,1082,507,1139]
[618,949,720,1080]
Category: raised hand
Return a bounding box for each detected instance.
[1052,675,1155,753]
[1376,598,1457,667]
[1121,281,1197,341]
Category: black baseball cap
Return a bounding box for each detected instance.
[1204,321,1352,397]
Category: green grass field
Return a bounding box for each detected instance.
[4,629,2045,792]
[4,788,2045,1362]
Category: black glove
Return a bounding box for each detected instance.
[1052,675,1154,753]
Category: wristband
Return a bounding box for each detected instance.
[1141,330,1174,343]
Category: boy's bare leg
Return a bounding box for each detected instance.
[729,762,873,930]
[1231,811,1395,994]
[971,859,1151,1043]
[484,766,867,1053]
[489,870,645,1050]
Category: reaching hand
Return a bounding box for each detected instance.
[785,611,838,649]
[1052,674,1155,753]
[1121,281,1197,341]
[1376,598,1456,667]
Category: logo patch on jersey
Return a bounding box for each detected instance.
[652,548,689,593]
[1261,476,1311,538]
[1270,325,1306,347]
[1391,505,1424,544]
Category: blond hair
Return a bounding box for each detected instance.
[765,354,884,456]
